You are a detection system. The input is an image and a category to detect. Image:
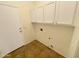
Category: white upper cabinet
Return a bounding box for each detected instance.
[31,2,55,23]
[55,1,76,25]
[44,2,55,23]
[31,1,76,26]
[31,7,43,23]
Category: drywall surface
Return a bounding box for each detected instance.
[33,23,74,57]
[68,2,79,58]
[19,2,35,44]
[68,28,79,57]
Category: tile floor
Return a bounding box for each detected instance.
[4,40,64,58]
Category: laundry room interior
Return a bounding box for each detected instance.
[0,1,79,58]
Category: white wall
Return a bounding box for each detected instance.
[68,2,79,57]
[19,2,35,44]
[33,23,74,57]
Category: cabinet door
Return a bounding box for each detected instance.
[55,1,76,25]
[44,2,55,23]
[31,7,43,23]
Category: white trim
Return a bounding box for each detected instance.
[0,2,19,8]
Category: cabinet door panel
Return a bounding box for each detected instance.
[44,3,55,23]
[31,9,36,22]
[55,1,76,25]
[31,7,43,23]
